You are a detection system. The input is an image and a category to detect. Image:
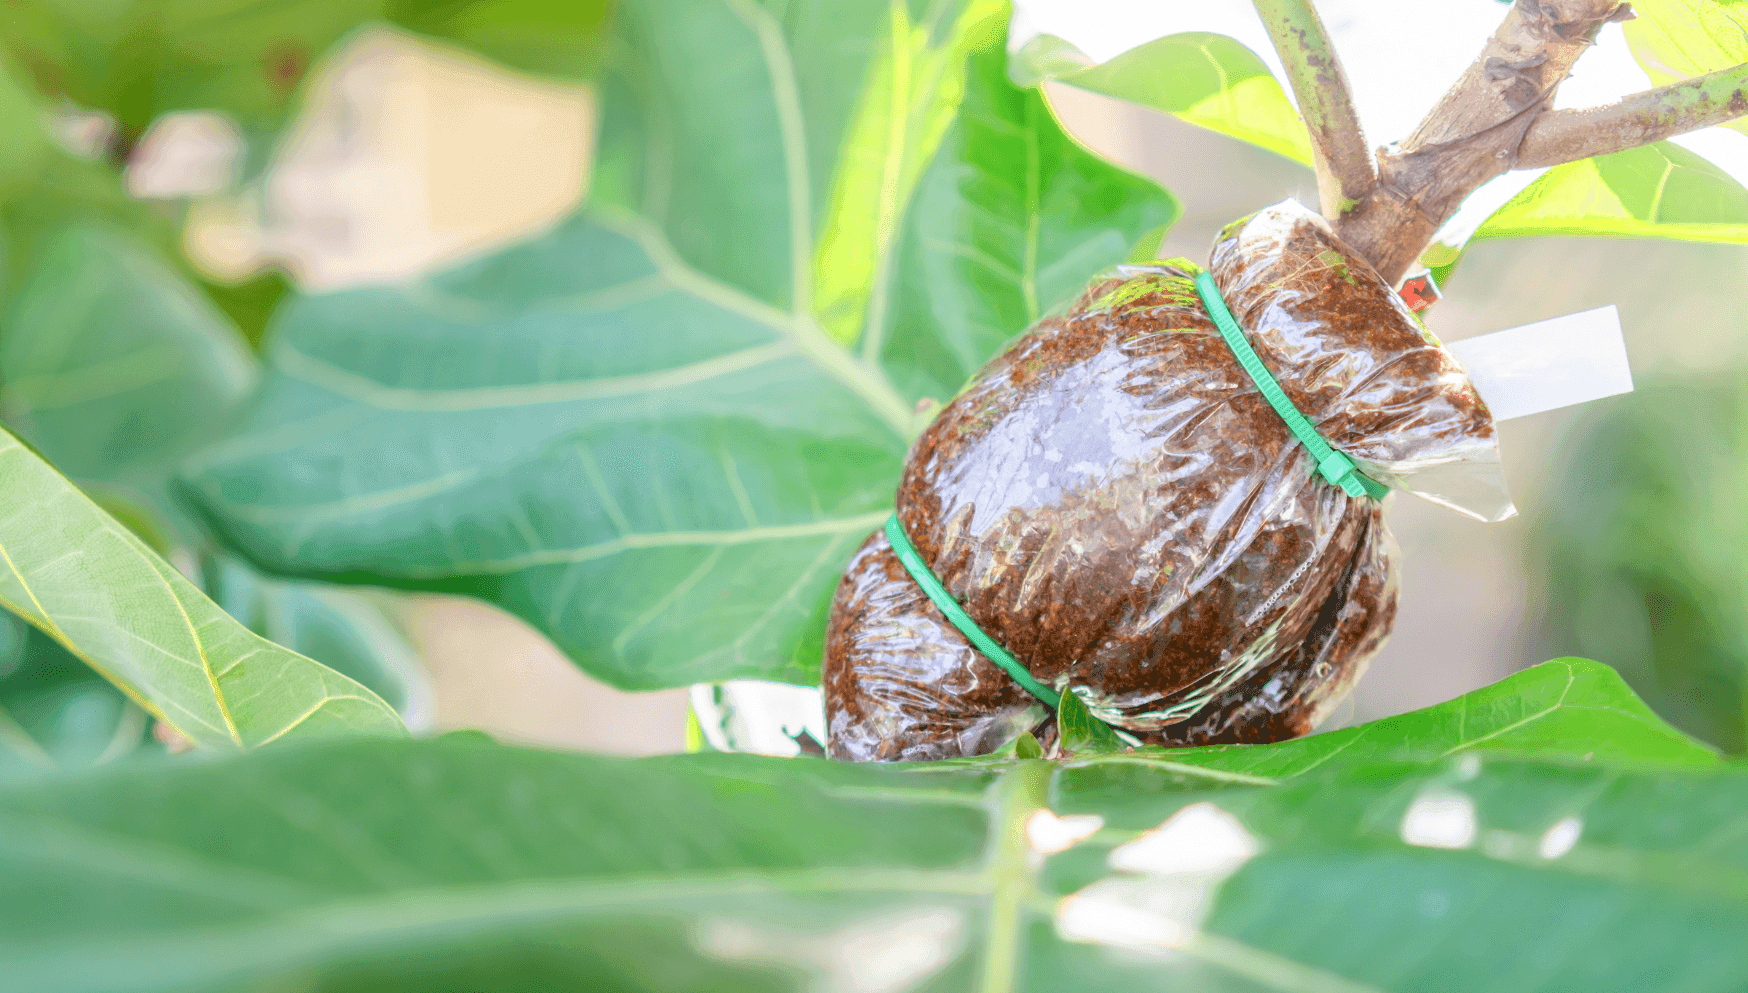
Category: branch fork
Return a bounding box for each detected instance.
[1251,0,1748,285]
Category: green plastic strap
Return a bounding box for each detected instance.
[1194,271,1387,500]
[883,514,1062,709]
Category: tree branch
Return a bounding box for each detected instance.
[1251,0,1375,220]
[1516,61,1748,167]
[1333,0,1631,285]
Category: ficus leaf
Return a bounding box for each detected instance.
[0,427,406,749]
[1473,142,1748,246]
[179,0,1179,691]
[0,684,1740,992]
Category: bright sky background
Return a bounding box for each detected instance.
[1013,0,1748,243]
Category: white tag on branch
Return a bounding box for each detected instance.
[1447,305,1633,422]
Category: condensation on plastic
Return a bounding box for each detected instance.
[822,200,1502,762]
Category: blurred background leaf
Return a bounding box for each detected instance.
[0,610,154,782]
[1,0,611,145]
[175,0,1179,692]
[1534,381,1748,754]
[0,224,257,510]
[0,50,431,742]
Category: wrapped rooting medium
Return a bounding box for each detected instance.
[823,199,1503,762]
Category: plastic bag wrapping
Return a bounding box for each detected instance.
[823,200,1500,761]
[1212,204,1513,522]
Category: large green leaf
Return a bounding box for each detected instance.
[0,427,405,749]
[1470,142,1748,246]
[1624,0,1748,139]
[2,0,612,139]
[178,0,1178,690]
[1129,658,1719,782]
[2,719,1743,992]
[1010,32,1314,166]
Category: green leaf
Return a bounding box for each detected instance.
[0,53,428,743]
[1057,689,1125,756]
[1124,658,1718,782]
[1624,0,1748,139]
[4,732,1745,991]
[0,56,183,294]
[0,219,431,738]
[382,0,614,81]
[0,427,406,750]
[1471,142,1748,247]
[0,555,431,780]
[178,0,1178,690]
[203,556,433,727]
[876,35,1180,402]
[1011,32,1314,166]
[0,225,258,500]
[3,0,612,138]
[0,613,150,781]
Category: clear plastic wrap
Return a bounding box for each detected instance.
[823,199,1502,761]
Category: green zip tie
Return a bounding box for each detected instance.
[883,514,1062,709]
[1194,271,1387,500]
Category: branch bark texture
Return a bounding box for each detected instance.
[1335,0,1633,284]
[1245,0,1748,286]
[1516,61,1748,167]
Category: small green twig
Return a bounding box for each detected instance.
[1251,0,1375,219]
[1516,61,1748,168]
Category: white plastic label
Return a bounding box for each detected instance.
[1446,305,1633,422]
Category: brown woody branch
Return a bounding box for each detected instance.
[1331,0,1637,285]
[1516,61,1748,167]
[1251,0,1375,219]
[1250,0,1748,286]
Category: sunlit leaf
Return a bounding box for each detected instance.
[2,723,1743,991]
[1011,31,1314,166]
[179,0,1177,690]
[1470,142,1748,246]
[204,556,433,728]
[0,426,406,749]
